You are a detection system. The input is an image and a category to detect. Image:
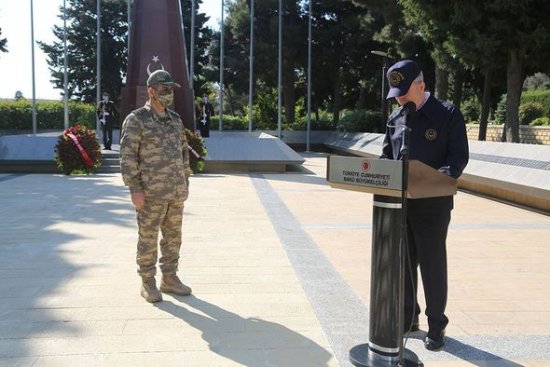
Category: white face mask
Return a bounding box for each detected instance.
[103,96,109,102]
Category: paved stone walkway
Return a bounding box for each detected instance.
[0,153,549,366]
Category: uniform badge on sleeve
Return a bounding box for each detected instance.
[425,128,437,141]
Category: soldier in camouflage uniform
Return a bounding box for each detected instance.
[120,70,192,303]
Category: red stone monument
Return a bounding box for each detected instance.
[121,0,195,130]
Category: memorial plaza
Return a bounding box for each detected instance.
[0,149,549,367]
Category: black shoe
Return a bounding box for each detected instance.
[424,330,445,351]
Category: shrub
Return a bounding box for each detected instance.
[54,125,101,175]
[521,89,550,118]
[530,116,550,126]
[211,114,248,130]
[288,109,336,131]
[519,102,545,125]
[185,129,207,173]
[68,101,97,128]
[494,94,507,125]
[0,99,31,129]
[337,109,382,133]
[250,87,278,130]
[0,100,96,130]
[461,98,481,123]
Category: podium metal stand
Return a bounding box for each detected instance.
[326,155,457,367]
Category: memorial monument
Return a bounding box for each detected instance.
[121,0,195,130]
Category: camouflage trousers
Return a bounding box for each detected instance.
[135,198,185,278]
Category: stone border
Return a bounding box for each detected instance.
[466,124,550,145]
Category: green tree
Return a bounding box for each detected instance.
[0,27,7,53]
[396,0,501,140]
[214,0,386,126]
[182,0,215,98]
[351,0,434,113]
[494,1,550,142]
[448,2,507,141]
[39,0,128,102]
[382,0,550,143]
[39,0,212,105]
[306,0,384,122]
[204,0,251,116]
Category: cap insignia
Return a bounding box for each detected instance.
[389,71,404,87]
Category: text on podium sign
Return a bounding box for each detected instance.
[327,156,403,191]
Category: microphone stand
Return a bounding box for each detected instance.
[349,108,420,367]
[396,115,421,367]
[398,121,410,366]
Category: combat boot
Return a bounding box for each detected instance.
[141,277,162,303]
[160,273,192,296]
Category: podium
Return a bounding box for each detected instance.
[326,155,457,367]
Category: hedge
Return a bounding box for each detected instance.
[521,90,550,118]
[0,100,96,130]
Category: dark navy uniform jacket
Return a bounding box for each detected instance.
[381,95,469,179]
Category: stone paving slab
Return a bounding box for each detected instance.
[0,153,549,367]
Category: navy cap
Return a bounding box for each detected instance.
[386,59,421,99]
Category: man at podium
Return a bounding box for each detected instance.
[381,59,469,351]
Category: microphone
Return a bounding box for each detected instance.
[386,101,417,128]
[401,101,416,114]
[399,101,416,157]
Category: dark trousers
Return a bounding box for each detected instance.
[101,120,113,149]
[404,196,452,336]
[199,119,210,138]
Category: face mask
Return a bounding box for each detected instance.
[103,96,109,102]
[156,90,174,108]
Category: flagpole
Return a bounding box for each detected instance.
[219,0,224,131]
[306,0,312,152]
[96,0,101,131]
[63,0,69,129]
[190,0,195,90]
[248,0,254,132]
[30,0,37,134]
[127,0,131,54]
[277,0,282,138]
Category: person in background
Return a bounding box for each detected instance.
[197,95,213,138]
[96,92,117,150]
[120,70,192,303]
[381,59,469,351]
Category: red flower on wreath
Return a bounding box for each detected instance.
[54,125,102,175]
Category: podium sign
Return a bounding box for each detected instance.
[327,156,402,196]
[327,155,457,198]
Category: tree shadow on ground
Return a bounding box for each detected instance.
[0,173,136,362]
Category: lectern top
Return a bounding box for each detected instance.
[326,155,457,198]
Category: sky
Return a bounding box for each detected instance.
[0,0,221,100]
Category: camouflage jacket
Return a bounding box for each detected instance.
[120,102,191,201]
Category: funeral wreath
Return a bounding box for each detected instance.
[185,128,207,174]
[54,125,102,175]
